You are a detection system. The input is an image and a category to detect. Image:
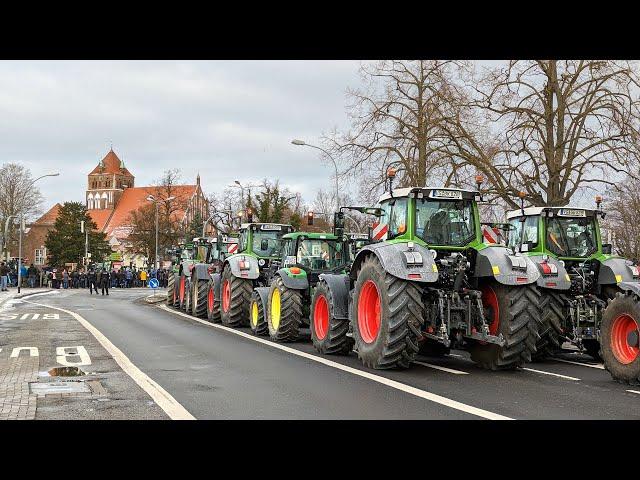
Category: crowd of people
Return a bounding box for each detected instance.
[0,261,172,293]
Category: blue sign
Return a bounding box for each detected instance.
[149,278,159,289]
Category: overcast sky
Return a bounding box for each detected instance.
[0,61,364,212]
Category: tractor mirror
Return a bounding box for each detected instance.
[602,243,612,254]
[261,239,269,251]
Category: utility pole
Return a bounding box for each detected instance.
[17,214,24,293]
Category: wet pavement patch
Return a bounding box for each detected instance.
[47,366,86,377]
[30,382,91,396]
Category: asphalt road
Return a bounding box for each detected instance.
[23,287,640,419]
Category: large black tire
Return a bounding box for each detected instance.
[352,255,421,370]
[178,276,189,311]
[166,273,175,305]
[249,289,269,336]
[183,278,192,313]
[532,290,566,361]
[418,340,450,357]
[469,282,540,370]
[267,277,303,342]
[310,280,353,355]
[600,292,640,385]
[220,267,252,328]
[206,281,221,323]
[192,280,208,318]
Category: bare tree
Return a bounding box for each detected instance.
[325,60,467,196]
[603,176,640,261]
[438,60,640,208]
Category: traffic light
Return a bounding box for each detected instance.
[307,211,314,225]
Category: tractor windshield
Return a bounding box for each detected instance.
[545,216,598,258]
[296,239,345,270]
[252,231,286,257]
[416,198,476,247]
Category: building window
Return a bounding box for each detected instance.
[35,249,45,265]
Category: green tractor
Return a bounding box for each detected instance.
[165,245,184,307]
[249,230,352,342]
[504,198,640,377]
[209,222,295,327]
[309,180,542,370]
[170,241,199,311]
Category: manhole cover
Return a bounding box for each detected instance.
[30,382,91,396]
[48,366,85,377]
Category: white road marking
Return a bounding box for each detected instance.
[10,347,39,358]
[158,304,511,420]
[448,353,464,358]
[23,298,195,420]
[56,346,92,367]
[553,358,606,370]
[626,390,640,395]
[522,367,580,381]
[414,360,469,375]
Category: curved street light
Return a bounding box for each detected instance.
[291,139,340,214]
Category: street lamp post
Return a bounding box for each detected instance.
[291,139,340,211]
[147,195,175,272]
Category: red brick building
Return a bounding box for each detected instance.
[22,149,209,267]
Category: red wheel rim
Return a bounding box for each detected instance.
[208,287,214,313]
[357,280,381,344]
[179,277,185,303]
[222,279,231,313]
[314,294,329,340]
[611,313,639,364]
[481,286,499,335]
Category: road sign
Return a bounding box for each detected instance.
[149,278,159,289]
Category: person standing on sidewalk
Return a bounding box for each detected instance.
[27,264,38,288]
[140,268,147,288]
[0,262,9,292]
[62,269,69,289]
[88,267,97,294]
[100,268,110,296]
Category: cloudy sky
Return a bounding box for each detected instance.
[0,61,364,212]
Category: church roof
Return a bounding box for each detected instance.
[33,203,62,226]
[89,149,133,177]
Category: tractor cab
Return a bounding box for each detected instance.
[279,232,349,284]
[346,232,371,261]
[374,187,481,251]
[236,223,294,273]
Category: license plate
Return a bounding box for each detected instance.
[558,208,586,217]
[430,189,462,200]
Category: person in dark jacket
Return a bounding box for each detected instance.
[0,262,9,291]
[100,268,110,296]
[88,267,97,294]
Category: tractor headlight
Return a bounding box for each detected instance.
[430,249,437,259]
[258,259,265,267]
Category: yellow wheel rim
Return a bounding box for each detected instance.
[271,288,281,331]
[251,301,259,327]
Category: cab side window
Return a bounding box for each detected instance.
[381,198,408,239]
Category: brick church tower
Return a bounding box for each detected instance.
[86,148,134,211]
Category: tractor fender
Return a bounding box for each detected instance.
[474,245,540,286]
[253,286,270,311]
[210,272,222,300]
[598,257,637,285]
[350,242,438,283]
[527,254,572,290]
[275,268,309,290]
[318,273,350,320]
[224,255,261,280]
[191,263,211,282]
[617,281,640,297]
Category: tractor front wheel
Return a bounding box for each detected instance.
[220,267,252,328]
[192,280,208,318]
[469,282,540,370]
[601,292,640,385]
[183,278,192,313]
[267,277,303,342]
[310,280,353,355]
[250,289,269,336]
[167,273,175,306]
[206,281,221,323]
[352,255,421,370]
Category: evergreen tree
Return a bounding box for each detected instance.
[185,211,204,242]
[45,202,110,267]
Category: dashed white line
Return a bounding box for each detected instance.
[553,358,606,370]
[626,390,640,395]
[522,367,580,381]
[23,298,195,420]
[448,353,464,358]
[158,304,511,420]
[414,360,469,375]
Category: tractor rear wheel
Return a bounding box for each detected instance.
[220,267,252,328]
[178,276,189,310]
[352,255,421,370]
[532,291,566,360]
[183,278,192,313]
[600,292,640,385]
[267,277,303,342]
[167,273,175,306]
[470,282,540,370]
[192,280,208,318]
[250,289,269,336]
[311,280,353,355]
[206,281,221,323]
